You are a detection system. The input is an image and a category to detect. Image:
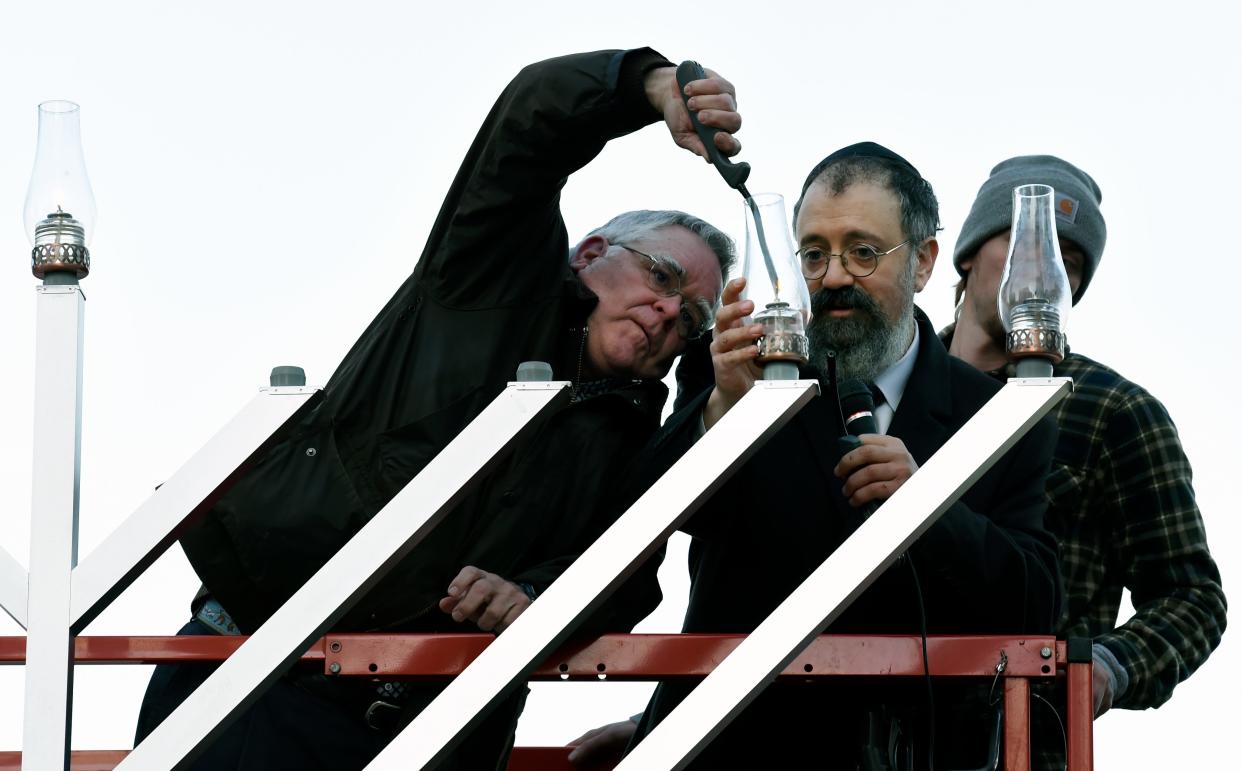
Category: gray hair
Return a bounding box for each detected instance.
[588,209,737,282]
[793,156,940,249]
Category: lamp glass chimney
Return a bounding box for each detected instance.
[997,184,1071,340]
[23,100,96,245]
[739,193,811,367]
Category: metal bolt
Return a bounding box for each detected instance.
[306,447,317,457]
[329,641,342,653]
[328,662,341,675]
[1040,646,1053,659]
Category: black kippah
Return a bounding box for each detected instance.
[799,141,923,197]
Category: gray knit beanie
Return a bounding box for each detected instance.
[953,155,1105,304]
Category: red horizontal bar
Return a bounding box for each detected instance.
[0,752,128,771]
[0,634,1058,679]
[321,633,1058,680]
[0,748,592,770]
[507,746,605,771]
[0,635,324,665]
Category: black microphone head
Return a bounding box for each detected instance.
[838,378,879,436]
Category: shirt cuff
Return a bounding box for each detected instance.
[614,47,673,120]
[1093,642,1130,702]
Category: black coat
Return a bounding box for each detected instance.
[633,308,1061,769]
[181,48,676,636]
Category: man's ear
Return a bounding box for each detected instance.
[569,235,610,274]
[912,237,939,293]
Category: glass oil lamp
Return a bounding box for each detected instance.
[24,100,96,283]
[998,184,1070,377]
[740,193,812,381]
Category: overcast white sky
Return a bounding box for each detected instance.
[0,1,1237,767]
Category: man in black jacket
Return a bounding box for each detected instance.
[592,144,1060,769]
[135,48,742,770]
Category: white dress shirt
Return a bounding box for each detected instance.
[870,325,920,435]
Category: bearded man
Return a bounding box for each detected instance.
[615,143,1062,770]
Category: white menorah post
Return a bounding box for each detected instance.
[21,284,85,770]
[9,283,570,771]
[13,277,323,771]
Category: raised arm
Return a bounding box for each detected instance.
[420,48,740,307]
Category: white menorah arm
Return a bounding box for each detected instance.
[69,386,321,632]
[618,377,1071,770]
[0,547,27,629]
[366,379,820,771]
[116,382,569,771]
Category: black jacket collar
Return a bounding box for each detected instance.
[887,307,954,464]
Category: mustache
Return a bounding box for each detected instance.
[810,286,880,316]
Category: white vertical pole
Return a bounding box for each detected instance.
[22,284,86,771]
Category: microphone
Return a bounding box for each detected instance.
[836,378,879,518]
[837,379,879,437]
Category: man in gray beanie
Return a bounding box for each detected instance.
[943,155,1227,771]
[953,154,1106,307]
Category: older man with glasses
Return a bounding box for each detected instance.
[136,47,740,771]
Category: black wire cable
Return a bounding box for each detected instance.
[906,554,935,771]
[1030,691,1068,771]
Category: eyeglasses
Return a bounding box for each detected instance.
[617,244,715,340]
[797,238,912,280]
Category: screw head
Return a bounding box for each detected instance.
[1040,646,1053,659]
[328,662,341,675]
[329,641,342,653]
[306,447,317,457]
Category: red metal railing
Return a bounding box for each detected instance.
[0,633,1092,770]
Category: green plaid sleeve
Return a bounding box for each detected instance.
[1090,383,1227,709]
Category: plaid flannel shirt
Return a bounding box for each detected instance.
[1043,353,1225,708]
[940,329,1227,769]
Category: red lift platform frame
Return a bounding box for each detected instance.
[0,631,1092,770]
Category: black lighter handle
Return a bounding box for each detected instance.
[675,60,751,191]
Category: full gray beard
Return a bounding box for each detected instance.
[806,266,916,383]
[807,308,914,382]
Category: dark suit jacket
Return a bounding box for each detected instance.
[632,307,1060,769]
